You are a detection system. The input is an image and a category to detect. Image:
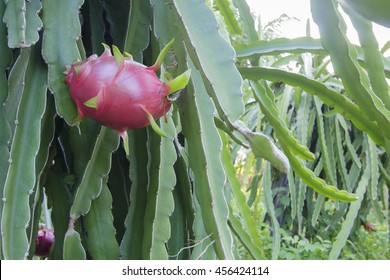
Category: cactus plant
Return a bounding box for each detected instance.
[1,0,388,261]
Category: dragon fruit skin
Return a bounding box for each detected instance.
[64,40,190,137]
[65,50,119,120]
[88,59,172,133]
[35,227,55,257]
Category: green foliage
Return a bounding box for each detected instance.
[1,0,389,260]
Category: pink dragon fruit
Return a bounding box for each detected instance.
[64,39,190,138]
[35,227,55,257]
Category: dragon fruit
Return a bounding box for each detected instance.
[35,227,55,257]
[64,39,190,138]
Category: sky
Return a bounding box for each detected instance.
[246,0,390,49]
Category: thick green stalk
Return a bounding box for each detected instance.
[123,0,152,62]
[232,0,259,42]
[119,130,149,259]
[1,45,47,259]
[311,0,390,140]
[142,115,177,260]
[41,0,83,125]
[69,126,119,220]
[84,183,119,260]
[348,11,390,110]
[100,0,130,49]
[220,132,265,259]
[215,0,242,35]
[329,157,370,259]
[3,0,42,48]
[172,0,245,123]
[314,98,337,186]
[3,49,30,138]
[263,163,281,259]
[44,167,71,260]
[27,94,56,257]
[239,67,385,146]
[63,229,86,260]
[0,0,12,259]
[251,81,315,161]
[152,0,231,259]
[179,59,234,259]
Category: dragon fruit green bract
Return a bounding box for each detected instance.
[64,39,190,137]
